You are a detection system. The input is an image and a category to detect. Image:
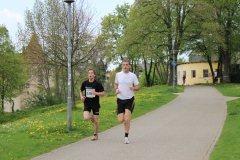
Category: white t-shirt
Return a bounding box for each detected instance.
[115,71,139,99]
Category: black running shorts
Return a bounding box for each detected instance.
[117,96,135,114]
[84,105,100,115]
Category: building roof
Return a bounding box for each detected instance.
[190,55,207,62]
[177,61,218,66]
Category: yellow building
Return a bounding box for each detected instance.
[177,62,218,85]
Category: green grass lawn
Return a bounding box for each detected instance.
[209,83,240,160]
[0,85,183,160]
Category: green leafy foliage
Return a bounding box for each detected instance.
[24,90,57,108]
[139,71,162,87]
[99,3,132,64]
[0,25,28,109]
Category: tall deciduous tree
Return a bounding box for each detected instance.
[18,0,98,107]
[212,0,240,82]
[182,0,225,83]
[0,25,28,110]
[121,0,199,85]
[99,3,134,67]
[120,0,231,86]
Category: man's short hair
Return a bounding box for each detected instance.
[122,59,130,64]
[88,69,95,74]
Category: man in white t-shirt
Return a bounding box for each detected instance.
[114,60,140,144]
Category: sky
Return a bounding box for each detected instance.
[0,0,134,42]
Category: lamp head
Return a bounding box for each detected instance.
[64,0,74,3]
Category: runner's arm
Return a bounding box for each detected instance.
[133,84,140,91]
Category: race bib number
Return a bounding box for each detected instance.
[86,88,95,98]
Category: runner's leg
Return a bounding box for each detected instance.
[118,113,124,123]
[124,109,131,133]
[92,114,99,134]
[83,111,92,121]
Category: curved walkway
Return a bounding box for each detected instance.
[32,85,239,160]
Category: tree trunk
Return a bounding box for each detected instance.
[1,93,4,109]
[217,49,223,82]
[55,64,60,103]
[143,58,153,87]
[222,50,231,83]
[151,63,156,86]
[206,55,214,84]
[144,59,150,87]
[61,65,67,101]
[11,99,14,113]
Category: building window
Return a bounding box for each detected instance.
[203,69,208,78]
[191,70,196,78]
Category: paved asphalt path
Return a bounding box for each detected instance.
[32,85,239,160]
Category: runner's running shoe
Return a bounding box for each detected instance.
[124,137,130,144]
[91,134,98,141]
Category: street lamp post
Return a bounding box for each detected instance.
[173,50,175,89]
[64,0,74,130]
[171,49,177,90]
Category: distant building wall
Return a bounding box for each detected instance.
[4,97,21,112]
[4,79,39,112]
[177,62,218,85]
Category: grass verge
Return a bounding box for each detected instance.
[209,83,240,160]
